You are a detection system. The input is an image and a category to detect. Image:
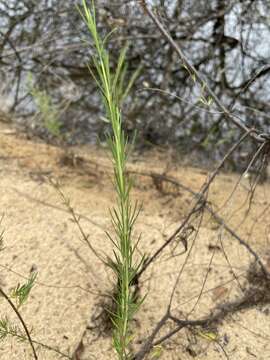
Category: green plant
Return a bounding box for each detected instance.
[10,272,37,308]
[79,1,144,358]
[27,73,62,138]
[0,227,37,358]
[0,285,37,348]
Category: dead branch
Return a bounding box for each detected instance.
[135,130,256,280]
[133,260,270,359]
[139,1,270,146]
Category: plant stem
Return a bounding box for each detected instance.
[80,1,143,358]
[0,287,38,360]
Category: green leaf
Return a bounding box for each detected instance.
[150,345,163,358]
[10,272,37,307]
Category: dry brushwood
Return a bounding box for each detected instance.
[139,1,270,146]
[134,129,270,281]
[132,258,270,360]
[117,3,270,359]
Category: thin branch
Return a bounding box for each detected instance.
[135,129,252,280]
[0,287,38,360]
[132,312,169,360]
[130,168,269,280]
[49,179,105,263]
[139,1,268,144]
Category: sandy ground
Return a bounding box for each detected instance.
[0,122,269,360]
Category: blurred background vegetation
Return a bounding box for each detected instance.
[1,0,270,170]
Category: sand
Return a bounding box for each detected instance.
[0,122,269,360]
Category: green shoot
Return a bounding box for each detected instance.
[10,272,37,308]
[0,317,27,342]
[27,73,62,138]
[79,1,144,358]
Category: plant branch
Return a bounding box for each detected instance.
[139,1,270,144]
[135,129,252,280]
[0,287,38,360]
